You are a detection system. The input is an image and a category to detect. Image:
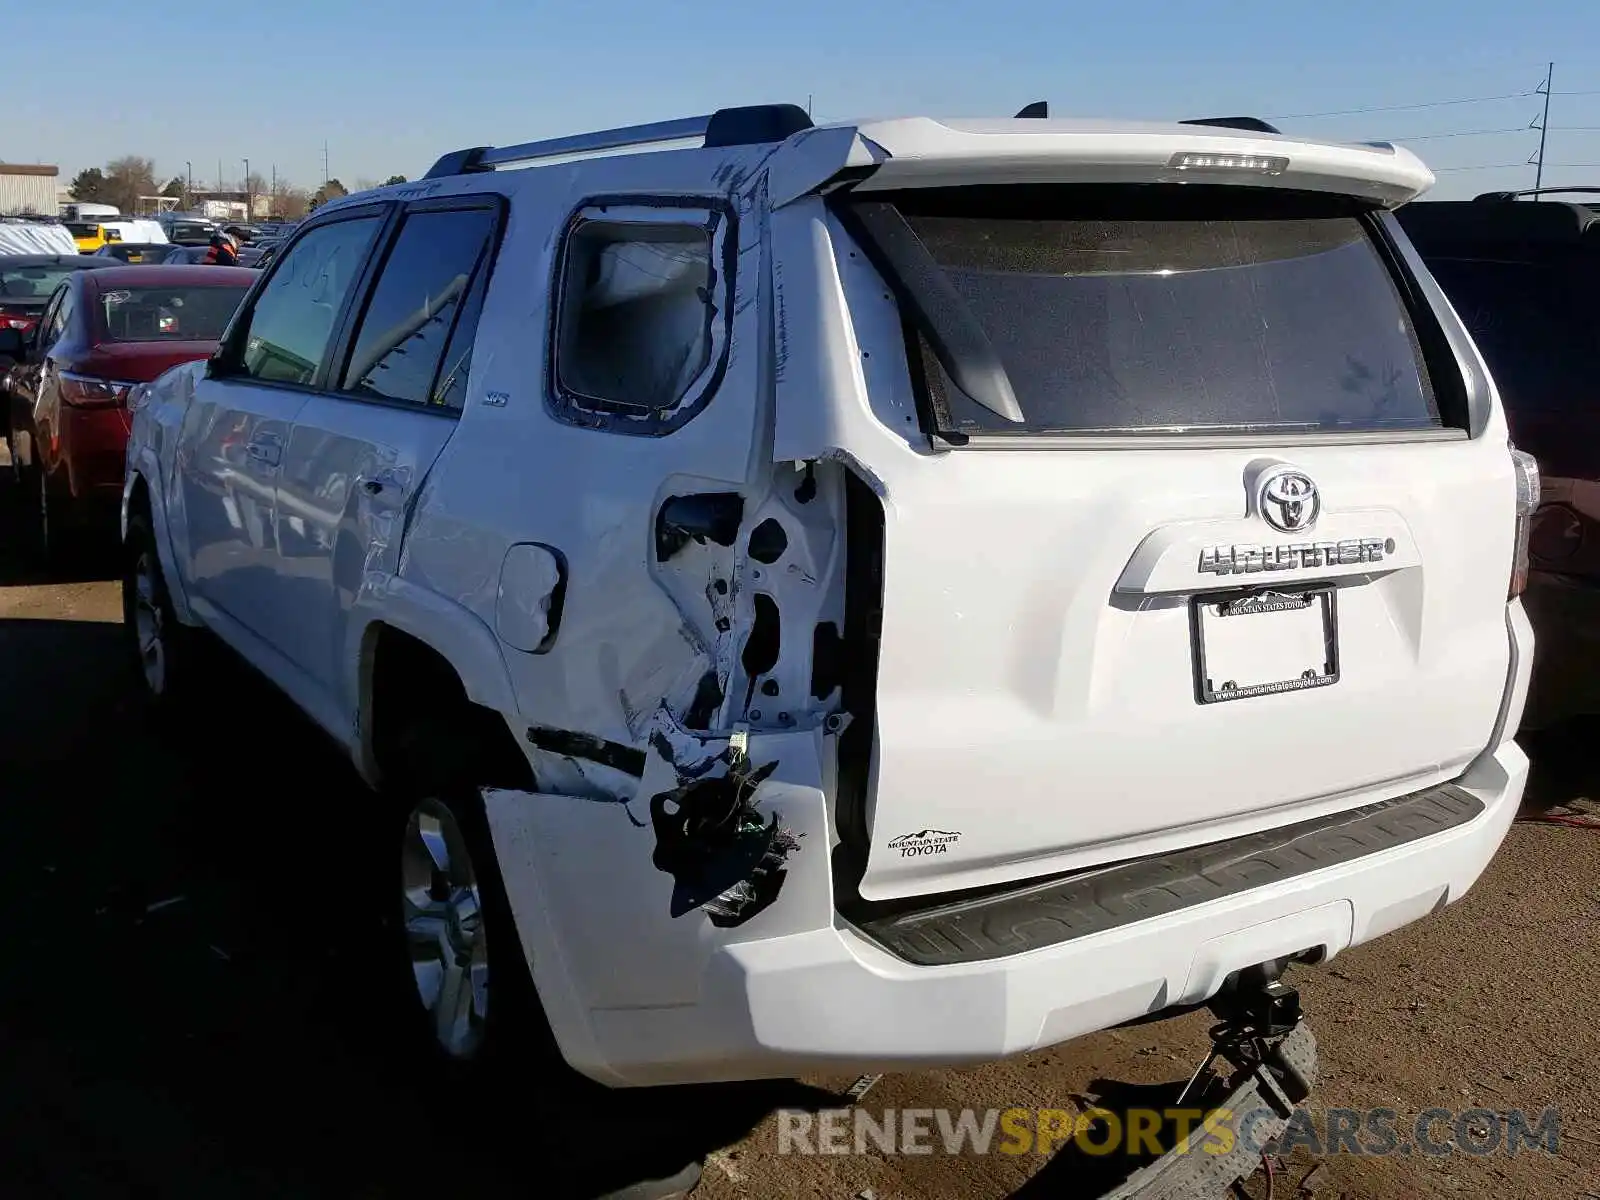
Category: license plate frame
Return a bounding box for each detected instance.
[1190,585,1340,705]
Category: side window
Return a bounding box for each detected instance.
[432,260,490,413]
[35,289,63,347]
[551,203,731,432]
[338,206,497,408]
[45,288,75,347]
[236,216,384,386]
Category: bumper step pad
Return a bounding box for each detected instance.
[854,784,1482,967]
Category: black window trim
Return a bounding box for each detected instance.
[44,277,80,355]
[35,282,66,352]
[544,192,737,439]
[319,192,509,420]
[206,200,399,396]
[828,184,1475,451]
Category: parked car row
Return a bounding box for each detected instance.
[1,257,256,559]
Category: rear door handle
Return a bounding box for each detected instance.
[246,438,281,466]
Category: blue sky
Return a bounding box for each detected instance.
[7,0,1599,200]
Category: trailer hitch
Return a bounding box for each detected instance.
[1176,963,1314,1111]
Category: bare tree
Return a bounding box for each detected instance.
[103,155,159,214]
[270,179,311,220]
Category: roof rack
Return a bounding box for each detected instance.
[1474,186,1600,202]
[422,103,814,180]
[1180,116,1283,135]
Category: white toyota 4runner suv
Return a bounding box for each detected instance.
[121,104,1537,1090]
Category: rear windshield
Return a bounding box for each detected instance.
[0,265,74,302]
[853,187,1443,437]
[96,285,250,342]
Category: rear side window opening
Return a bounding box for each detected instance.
[546,198,735,437]
[835,184,1466,440]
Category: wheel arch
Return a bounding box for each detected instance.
[356,614,533,795]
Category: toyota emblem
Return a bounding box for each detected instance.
[1259,469,1320,533]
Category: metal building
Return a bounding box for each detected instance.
[0,164,61,216]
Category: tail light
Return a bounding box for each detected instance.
[0,309,37,332]
[1510,447,1541,599]
[59,370,136,409]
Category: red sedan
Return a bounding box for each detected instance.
[4,265,255,558]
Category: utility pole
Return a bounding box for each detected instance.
[242,157,250,222]
[1533,62,1553,195]
[322,141,329,186]
[185,161,192,208]
[807,93,813,118]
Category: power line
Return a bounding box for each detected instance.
[1434,161,1600,172]
[1397,126,1533,140]
[1270,91,1534,120]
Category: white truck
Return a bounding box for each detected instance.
[120,104,1536,1115]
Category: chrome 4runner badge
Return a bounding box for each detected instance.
[1198,538,1396,576]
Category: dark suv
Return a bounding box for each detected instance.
[1397,188,1600,731]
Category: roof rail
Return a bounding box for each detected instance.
[421,103,813,180]
[1180,116,1283,135]
[1473,185,1600,202]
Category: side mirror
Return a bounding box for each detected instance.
[0,327,26,359]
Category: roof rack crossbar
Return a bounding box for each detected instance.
[421,103,815,180]
[481,115,713,170]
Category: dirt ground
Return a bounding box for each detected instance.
[1,448,1596,1199]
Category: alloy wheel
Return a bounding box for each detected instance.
[402,800,489,1060]
[131,548,167,695]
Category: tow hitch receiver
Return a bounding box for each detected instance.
[1097,973,1319,1199]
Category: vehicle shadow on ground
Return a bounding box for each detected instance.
[0,570,838,1196]
[1520,717,1600,812]
[0,456,120,588]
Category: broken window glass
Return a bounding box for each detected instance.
[556,221,715,413]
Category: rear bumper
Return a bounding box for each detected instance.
[571,738,1525,1086]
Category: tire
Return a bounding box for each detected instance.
[383,721,564,1084]
[373,719,705,1197]
[122,509,195,708]
[30,460,71,567]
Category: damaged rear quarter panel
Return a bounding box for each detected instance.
[390,155,882,1043]
[483,728,837,1014]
